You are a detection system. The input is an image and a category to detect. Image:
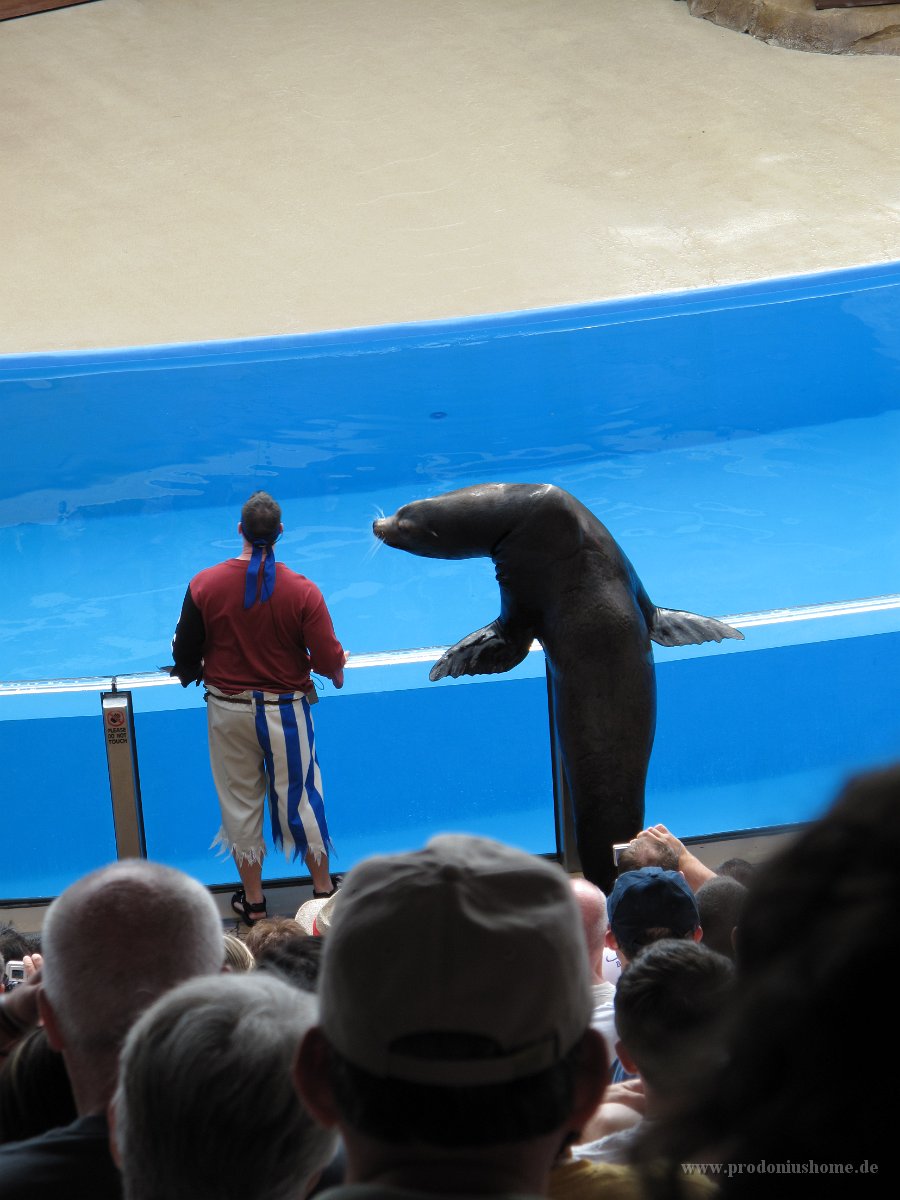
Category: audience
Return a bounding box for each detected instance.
[0,959,42,1062]
[222,932,256,973]
[256,934,325,993]
[0,1027,77,1144]
[111,972,337,1200]
[244,914,310,959]
[604,868,704,1087]
[4,760,897,1199]
[714,857,755,887]
[296,893,340,936]
[621,828,715,892]
[615,837,680,875]
[294,833,608,1199]
[567,878,645,1153]
[642,764,899,1192]
[0,860,225,1199]
[606,869,702,969]
[0,925,40,967]
[570,878,617,1068]
[573,939,734,1167]
[694,876,746,961]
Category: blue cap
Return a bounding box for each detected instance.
[607,867,699,953]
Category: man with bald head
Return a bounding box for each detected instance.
[0,860,225,1199]
[569,878,617,1067]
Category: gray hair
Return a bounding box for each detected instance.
[113,972,337,1200]
[41,860,225,1056]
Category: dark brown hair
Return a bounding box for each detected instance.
[240,492,281,545]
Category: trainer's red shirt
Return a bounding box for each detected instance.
[172,558,344,695]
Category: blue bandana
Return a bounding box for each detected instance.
[243,539,277,609]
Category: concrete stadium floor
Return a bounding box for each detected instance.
[1,0,899,355]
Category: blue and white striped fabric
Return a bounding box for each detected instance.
[207,688,333,866]
[253,692,332,862]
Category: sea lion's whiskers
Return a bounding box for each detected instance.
[363,529,384,561]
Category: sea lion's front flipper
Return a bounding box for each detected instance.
[429,619,534,681]
[650,607,744,647]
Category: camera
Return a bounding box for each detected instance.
[3,960,26,992]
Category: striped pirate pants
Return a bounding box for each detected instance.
[206,686,332,867]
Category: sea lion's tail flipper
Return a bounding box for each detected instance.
[429,620,534,681]
[650,607,744,647]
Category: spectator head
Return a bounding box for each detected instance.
[112,972,336,1200]
[613,939,734,1103]
[0,924,40,989]
[615,834,680,875]
[715,857,755,887]
[570,877,609,983]
[38,860,225,1114]
[295,834,606,1176]
[606,867,701,963]
[243,915,307,960]
[256,934,324,993]
[295,893,339,936]
[240,491,281,546]
[222,933,255,973]
[695,876,747,961]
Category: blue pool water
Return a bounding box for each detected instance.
[2,262,899,900]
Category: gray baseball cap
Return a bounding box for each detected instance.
[318,834,592,1087]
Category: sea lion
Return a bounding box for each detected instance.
[373,482,743,892]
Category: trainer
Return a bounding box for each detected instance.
[171,491,346,923]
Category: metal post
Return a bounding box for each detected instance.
[101,686,147,859]
[546,665,582,874]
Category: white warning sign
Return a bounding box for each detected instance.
[105,707,128,745]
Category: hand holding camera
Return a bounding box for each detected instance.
[3,959,27,991]
[0,954,43,1054]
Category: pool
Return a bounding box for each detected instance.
[2,262,899,900]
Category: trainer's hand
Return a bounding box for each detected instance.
[331,651,349,690]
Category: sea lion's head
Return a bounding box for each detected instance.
[373,484,552,562]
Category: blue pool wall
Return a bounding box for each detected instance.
[2,261,899,900]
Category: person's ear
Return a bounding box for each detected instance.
[692,926,703,944]
[568,1028,609,1135]
[237,522,244,539]
[37,988,65,1052]
[294,1027,341,1128]
[604,928,619,952]
[615,1039,640,1078]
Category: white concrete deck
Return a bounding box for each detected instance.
[1,0,899,354]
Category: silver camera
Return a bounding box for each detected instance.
[3,960,26,991]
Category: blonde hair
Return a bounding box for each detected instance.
[223,933,255,973]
